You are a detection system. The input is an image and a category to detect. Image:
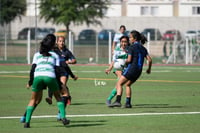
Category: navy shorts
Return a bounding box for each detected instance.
[59,67,69,77]
[123,68,142,82]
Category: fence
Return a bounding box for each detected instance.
[1,16,200,64]
[1,33,200,64]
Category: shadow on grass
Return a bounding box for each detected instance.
[134,104,183,108]
[33,119,107,128]
[66,123,105,128]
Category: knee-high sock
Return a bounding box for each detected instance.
[25,106,34,123]
[57,101,66,119]
[107,88,117,101]
[23,104,38,117]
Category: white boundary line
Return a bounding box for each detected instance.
[1,112,200,119]
[1,69,200,74]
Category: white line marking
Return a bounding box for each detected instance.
[1,69,200,74]
[0,112,200,119]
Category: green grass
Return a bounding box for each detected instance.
[0,65,200,133]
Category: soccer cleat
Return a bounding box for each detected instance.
[106,100,111,106]
[124,104,132,108]
[20,116,26,123]
[24,122,30,128]
[45,97,52,105]
[62,118,70,125]
[109,101,122,107]
[57,113,61,121]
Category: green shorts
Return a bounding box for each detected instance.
[32,76,59,92]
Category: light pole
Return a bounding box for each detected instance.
[35,0,38,52]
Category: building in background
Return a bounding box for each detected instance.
[4,0,200,39]
[25,0,200,17]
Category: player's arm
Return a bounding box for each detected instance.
[64,49,77,64]
[145,55,152,74]
[106,50,117,74]
[27,64,36,88]
[112,41,117,53]
[112,34,118,53]
[66,58,76,64]
[55,66,62,81]
[126,54,132,64]
[65,65,78,80]
[105,61,114,74]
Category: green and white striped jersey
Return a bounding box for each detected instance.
[112,46,128,62]
[32,51,60,78]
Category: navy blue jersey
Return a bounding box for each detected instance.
[53,47,76,78]
[127,41,148,71]
[54,47,76,67]
[123,41,148,81]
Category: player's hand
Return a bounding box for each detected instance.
[26,84,31,89]
[105,69,111,74]
[66,60,71,64]
[73,75,78,81]
[146,69,151,74]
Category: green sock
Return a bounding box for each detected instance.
[107,88,117,101]
[57,101,66,119]
[25,106,34,123]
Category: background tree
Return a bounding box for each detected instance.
[39,0,110,40]
[0,0,26,26]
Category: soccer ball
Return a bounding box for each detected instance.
[113,59,126,70]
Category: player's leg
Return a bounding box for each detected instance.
[106,88,117,105]
[53,90,70,125]
[60,76,71,105]
[24,90,42,128]
[21,84,46,123]
[20,94,42,123]
[124,72,141,108]
[124,80,134,108]
[110,75,128,107]
[106,71,121,106]
[45,88,53,105]
[48,77,70,125]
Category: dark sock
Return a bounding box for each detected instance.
[61,96,68,108]
[116,95,121,103]
[126,97,131,105]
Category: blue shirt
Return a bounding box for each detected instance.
[126,41,148,72]
[54,47,75,68]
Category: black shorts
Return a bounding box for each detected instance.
[59,67,69,77]
[123,69,142,82]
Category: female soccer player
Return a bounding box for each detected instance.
[45,36,78,120]
[105,36,129,106]
[23,34,70,128]
[111,30,152,108]
[112,25,127,52]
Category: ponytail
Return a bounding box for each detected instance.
[130,30,147,45]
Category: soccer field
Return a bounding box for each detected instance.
[0,64,200,133]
